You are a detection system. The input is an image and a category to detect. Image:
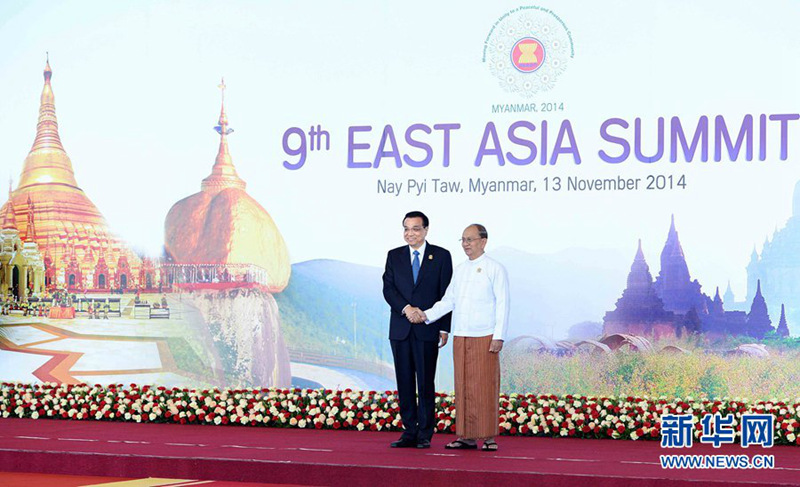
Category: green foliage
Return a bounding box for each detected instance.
[501,342,800,401]
[698,366,728,399]
[166,337,208,377]
[275,269,392,363]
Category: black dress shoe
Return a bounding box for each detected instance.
[391,438,417,448]
[416,439,431,449]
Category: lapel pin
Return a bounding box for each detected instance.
[428,254,433,260]
[477,268,482,273]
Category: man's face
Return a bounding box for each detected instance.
[461,225,487,260]
[403,217,428,249]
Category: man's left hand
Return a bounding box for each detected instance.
[438,332,449,349]
[489,339,503,353]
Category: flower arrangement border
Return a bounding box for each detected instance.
[1,382,797,445]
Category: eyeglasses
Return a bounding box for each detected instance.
[459,237,485,244]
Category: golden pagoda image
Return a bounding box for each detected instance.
[0,58,140,294]
[163,80,290,292]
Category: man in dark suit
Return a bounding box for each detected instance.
[383,211,453,449]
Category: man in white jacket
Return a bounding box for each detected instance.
[407,223,509,451]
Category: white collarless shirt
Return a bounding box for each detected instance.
[424,253,510,340]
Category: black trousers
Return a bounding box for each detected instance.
[390,335,439,441]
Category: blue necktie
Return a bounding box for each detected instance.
[412,250,420,284]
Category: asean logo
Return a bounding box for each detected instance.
[483,7,574,97]
[511,37,545,73]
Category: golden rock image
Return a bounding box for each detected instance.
[164,81,290,292]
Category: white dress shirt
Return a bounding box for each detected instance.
[424,253,510,340]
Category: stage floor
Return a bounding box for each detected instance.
[0,471,304,487]
[1,418,799,486]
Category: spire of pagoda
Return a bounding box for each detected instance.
[24,194,36,241]
[653,215,708,315]
[18,56,80,190]
[655,216,690,286]
[2,181,18,230]
[776,303,790,338]
[749,246,759,264]
[31,54,64,152]
[201,77,246,193]
[661,214,687,262]
[723,280,735,304]
[761,235,771,257]
[746,279,773,338]
[710,286,724,315]
[626,239,652,290]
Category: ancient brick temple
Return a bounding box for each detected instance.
[605,217,780,339]
[747,180,800,334]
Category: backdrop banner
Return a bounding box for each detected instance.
[1,1,799,399]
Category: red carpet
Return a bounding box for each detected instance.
[0,472,310,486]
[1,418,799,486]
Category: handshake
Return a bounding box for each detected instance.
[404,306,428,324]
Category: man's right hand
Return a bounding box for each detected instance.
[405,306,428,324]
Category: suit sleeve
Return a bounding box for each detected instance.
[382,251,408,314]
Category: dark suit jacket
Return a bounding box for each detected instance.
[383,243,452,342]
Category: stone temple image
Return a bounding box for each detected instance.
[746,180,800,334]
[604,216,781,340]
